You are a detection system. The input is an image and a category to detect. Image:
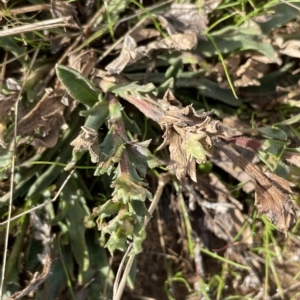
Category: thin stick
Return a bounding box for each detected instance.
[0,4,52,16]
[113,244,133,296]
[271,282,300,299]
[0,17,77,37]
[0,169,75,227]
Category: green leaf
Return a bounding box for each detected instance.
[125,73,241,106]
[198,33,275,60]
[111,81,157,98]
[258,139,286,171]
[274,114,300,126]
[43,245,72,300]
[0,139,13,181]
[56,64,100,107]
[131,200,151,219]
[86,236,113,299]
[105,231,127,252]
[98,199,121,218]
[80,100,109,130]
[260,3,300,35]
[127,140,162,177]
[165,58,183,80]
[127,256,137,290]
[257,127,287,141]
[130,227,146,255]
[180,77,242,107]
[26,142,72,198]
[122,110,141,135]
[0,37,28,68]
[5,215,29,285]
[182,136,207,164]
[61,177,90,285]
[95,127,125,176]
[112,174,152,204]
[108,98,123,121]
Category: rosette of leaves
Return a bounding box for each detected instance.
[56,65,161,253]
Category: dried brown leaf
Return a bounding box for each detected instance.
[254,182,295,232]
[214,138,297,232]
[0,123,7,149]
[162,4,208,34]
[235,58,269,86]
[67,126,99,169]
[50,0,77,18]
[130,28,161,44]
[105,33,197,74]
[105,35,144,74]
[278,39,300,58]
[6,78,21,91]
[283,151,300,168]
[158,33,197,50]
[157,90,217,182]
[166,129,197,181]
[50,35,71,54]
[31,112,65,148]
[16,89,67,149]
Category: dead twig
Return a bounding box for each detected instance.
[7,254,51,300]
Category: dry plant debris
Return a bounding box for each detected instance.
[1,0,300,299]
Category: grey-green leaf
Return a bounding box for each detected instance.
[56,64,100,107]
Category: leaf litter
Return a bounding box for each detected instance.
[1,0,300,299]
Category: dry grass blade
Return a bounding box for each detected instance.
[0,17,78,37]
[0,44,42,297]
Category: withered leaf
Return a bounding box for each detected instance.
[255,182,295,232]
[212,148,255,193]
[105,35,144,75]
[105,33,197,74]
[157,90,217,182]
[6,78,21,91]
[166,128,197,181]
[50,35,71,54]
[214,138,297,232]
[17,89,65,137]
[31,112,65,148]
[162,3,209,34]
[50,0,78,19]
[65,126,99,171]
[277,39,300,58]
